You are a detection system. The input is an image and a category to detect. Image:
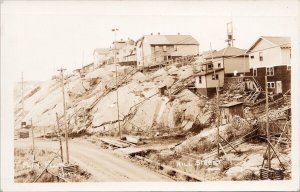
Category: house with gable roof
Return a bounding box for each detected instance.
[135,33,199,69]
[246,36,291,94]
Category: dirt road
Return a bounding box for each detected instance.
[14,138,173,181]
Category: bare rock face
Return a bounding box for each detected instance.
[14,64,212,135]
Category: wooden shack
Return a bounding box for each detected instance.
[220,101,244,124]
[158,85,168,97]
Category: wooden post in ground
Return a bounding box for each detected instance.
[31,118,35,160]
[58,67,69,164]
[265,75,271,170]
[210,42,220,157]
[56,113,64,162]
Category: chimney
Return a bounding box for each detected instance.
[121,38,123,41]
[150,33,153,35]
[157,32,160,35]
[178,32,180,35]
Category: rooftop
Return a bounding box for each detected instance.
[205,46,247,59]
[220,101,243,108]
[142,35,199,45]
[247,36,291,53]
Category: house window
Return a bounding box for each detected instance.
[198,76,202,84]
[208,64,213,70]
[267,82,275,89]
[163,45,167,52]
[259,52,263,61]
[253,68,257,76]
[266,67,274,76]
[212,74,218,80]
[215,74,219,80]
[174,45,177,51]
[287,65,291,71]
[251,55,254,59]
[218,63,221,68]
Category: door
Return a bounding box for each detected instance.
[276,81,282,94]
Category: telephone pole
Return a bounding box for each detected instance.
[56,113,64,162]
[57,67,69,164]
[210,43,220,157]
[265,76,271,170]
[31,118,35,161]
[21,72,25,123]
[112,28,121,139]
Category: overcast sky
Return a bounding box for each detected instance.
[1,0,299,81]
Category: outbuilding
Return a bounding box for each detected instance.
[220,101,244,124]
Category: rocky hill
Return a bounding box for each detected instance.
[14,64,215,136]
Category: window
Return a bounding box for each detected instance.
[174,45,177,51]
[259,52,263,61]
[218,63,221,68]
[163,45,167,52]
[208,64,213,70]
[253,68,257,76]
[212,74,218,80]
[287,65,291,71]
[250,55,254,59]
[267,82,275,89]
[198,76,202,84]
[266,67,274,76]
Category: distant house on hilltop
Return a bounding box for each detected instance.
[93,48,110,67]
[117,38,137,65]
[204,46,249,77]
[135,33,199,70]
[246,36,291,94]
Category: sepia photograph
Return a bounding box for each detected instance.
[1,0,299,191]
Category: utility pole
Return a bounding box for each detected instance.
[21,72,25,124]
[56,113,64,162]
[82,49,84,68]
[112,28,121,139]
[57,67,69,164]
[31,118,35,161]
[210,43,220,157]
[265,76,271,170]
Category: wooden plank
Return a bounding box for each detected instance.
[115,147,144,155]
[100,138,129,148]
[125,136,141,144]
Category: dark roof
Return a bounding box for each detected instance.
[195,68,224,76]
[247,36,291,53]
[205,46,247,59]
[220,101,243,108]
[143,35,199,45]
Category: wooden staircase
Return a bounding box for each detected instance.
[244,77,263,105]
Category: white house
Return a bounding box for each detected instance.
[93,48,110,67]
[246,36,291,94]
[135,33,199,69]
[117,38,136,63]
[247,36,291,69]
